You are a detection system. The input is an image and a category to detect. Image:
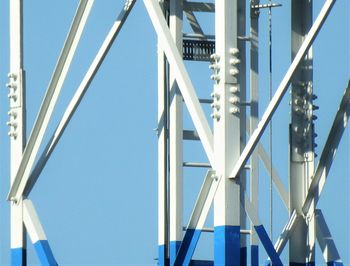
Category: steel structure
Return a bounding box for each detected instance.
[4,0,349,265]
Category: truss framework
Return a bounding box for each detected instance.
[5,0,348,265]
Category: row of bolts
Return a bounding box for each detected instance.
[209,48,241,121]
[6,73,18,139]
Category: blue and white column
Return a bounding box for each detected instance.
[169,0,184,264]
[23,200,57,266]
[213,0,241,265]
[9,0,27,264]
[157,35,168,265]
[250,1,260,265]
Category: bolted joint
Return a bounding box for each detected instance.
[229,96,240,105]
[211,103,220,110]
[230,85,240,93]
[210,74,220,82]
[8,131,18,139]
[8,73,18,80]
[229,48,239,56]
[210,92,220,100]
[230,58,241,66]
[229,106,240,114]
[210,53,220,61]
[211,112,221,121]
[229,67,239,76]
[8,110,18,118]
[8,93,17,101]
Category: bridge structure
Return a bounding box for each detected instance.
[3,0,349,265]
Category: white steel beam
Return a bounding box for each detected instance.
[9,0,26,263]
[315,209,343,265]
[213,0,241,264]
[8,0,94,202]
[302,81,350,217]
[143,0,215,167]
[257,143,289,209]
[22,0,136,197]
[229,0,336,179]
[23,200,57,265]
[183,2,215,13]
[169,0,184,263]
[249,1,260,263]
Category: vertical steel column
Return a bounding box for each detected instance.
[157,5,168,263]
[8,0,27,264]
[289,1,315,265]
[169,1,183,264]
[250,1,260,265]
[238,1,247,265]
[213,0,241,264]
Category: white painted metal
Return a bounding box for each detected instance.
[8,0,94,202]
[183,2,215,13]
[169,0,184,255]
[213,0,240,226]
[250,0,260,253]
[229,0,336,179]
[23,200,47,244]
[22,0,136,197]
[143,0,215,167]
[302,81,350,217]
[315,209,343,264]
[9,0,26,256]
[257,143,289,209]
[272,210,300,255]
[186,170,221,232]
[157,16,168,260]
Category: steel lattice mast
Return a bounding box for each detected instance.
[5,0,348,265]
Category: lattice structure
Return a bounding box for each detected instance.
[4,0,349,265]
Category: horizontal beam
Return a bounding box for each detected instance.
[184,2,215,13]
[302,81,350,217]
[229,0,336,179]
[22,0,136,197]
[8,0,94,201]
[144,0,215,167]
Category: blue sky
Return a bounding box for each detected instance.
[0,0,349,265]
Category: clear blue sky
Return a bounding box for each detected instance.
[0,1,349,265]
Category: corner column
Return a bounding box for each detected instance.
[9,0,27,265]
[213,0,241,265]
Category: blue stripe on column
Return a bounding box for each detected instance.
[11,248,26,266]
[158,245,166,266]
[327,262,344,266]
[240,247,247,266]
[174,229,202,265]
[254,225,282,266]
[170,241,181,266]
[251,245,259,266]
[214,226,240,266]
[33,240,58,266]
[189,259,214,266]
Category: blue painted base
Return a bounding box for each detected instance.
[170,241,181,266]
[255,225,282,266]
[158,245,167,266]
[34,240,57,266]
[214,226,240,266]
[189,260,213,266]
[175,229,203,265]
[11,248,26,266]
[251,245,259,266]
[327,262,344,266]
[240,247,247,266]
